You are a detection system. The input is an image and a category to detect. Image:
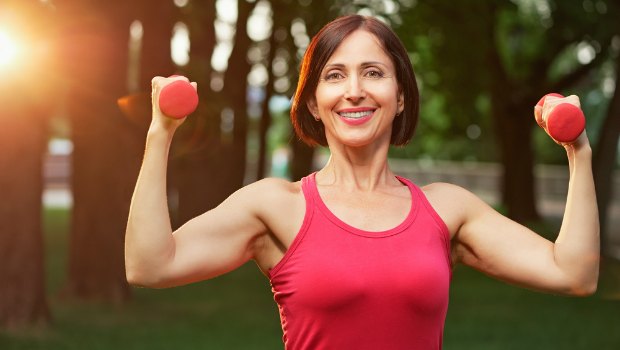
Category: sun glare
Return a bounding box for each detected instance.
[0,30,19,67]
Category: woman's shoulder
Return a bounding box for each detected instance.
[235,177,304,209]
[418,182,486,235]
[420,181,486,210]
[421,181,470,197]
[418,181,468,208]
[221,177,305,232]
[244,178,307,249]
[247,176,303,195]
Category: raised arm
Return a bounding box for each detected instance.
[431,95,599,296]
[536,95,600,293]
[125,76,271,288]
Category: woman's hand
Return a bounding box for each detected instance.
[149,75,197,133]
[534,94,590,150]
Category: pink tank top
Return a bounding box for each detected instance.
[269,173,452,349]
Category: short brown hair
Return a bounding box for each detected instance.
[290,15,419,147]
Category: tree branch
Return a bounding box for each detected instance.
[550,37,612,92]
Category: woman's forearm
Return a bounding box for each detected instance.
[554,143,600,294]
[125,127,176,286]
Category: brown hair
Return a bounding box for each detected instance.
[290,15,419,147]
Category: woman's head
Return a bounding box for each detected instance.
[291,15,419,147]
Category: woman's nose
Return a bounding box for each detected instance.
[344,76,365,101]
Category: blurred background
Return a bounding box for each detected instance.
[0,0,619,349]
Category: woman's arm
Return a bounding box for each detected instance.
[553,139,599,293]
[538,95,599,293]
[124,76,271,288]
[432,95,599,295]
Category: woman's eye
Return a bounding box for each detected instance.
[365,69,384,78]
[324,72,344,80]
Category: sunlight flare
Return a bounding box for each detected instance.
[0,29,19,67]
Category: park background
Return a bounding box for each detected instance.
[1,0,619,348]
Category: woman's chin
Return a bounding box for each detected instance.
[328,133,385,149]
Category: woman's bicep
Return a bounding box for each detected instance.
[156,186,269,287]
[450,188,573,294]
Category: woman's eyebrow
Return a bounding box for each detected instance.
[323,63,345,70]
[323,61,389,69]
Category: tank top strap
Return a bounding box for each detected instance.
[398,177,450,237]
[397,176,453,274]
[301,172,318,207]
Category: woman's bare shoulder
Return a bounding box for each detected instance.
[421,181,489,211]
[420,181,471,200]
[236,177,304,212]
[243,177,307,265]
[245,177,302,196]
[419,182,483,236]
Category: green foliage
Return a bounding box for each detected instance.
[392,1,499,161]
[393,0,618,164]
[495,2,547,82]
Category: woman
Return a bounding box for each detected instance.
[125,15,599,350]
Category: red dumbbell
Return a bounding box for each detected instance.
[158,78,198,119]
[536,93,585,143]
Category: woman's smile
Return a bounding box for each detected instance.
[337,107,376,126]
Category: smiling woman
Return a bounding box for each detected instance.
[126,14,599,350]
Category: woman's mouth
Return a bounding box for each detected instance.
[337,110,375,126]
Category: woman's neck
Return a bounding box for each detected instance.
[316,140,397,191]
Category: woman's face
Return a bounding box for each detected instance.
[309,29,404,149]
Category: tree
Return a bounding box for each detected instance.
[171,0,220,225]
[399,0,614,221]
[221,0,258,190]
[0,0,53,329]
[0,90,50,330]
[593,35,620,253]
[57,0,146,303]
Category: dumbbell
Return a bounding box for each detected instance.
[536,93,585,143]
[158,77,199,119]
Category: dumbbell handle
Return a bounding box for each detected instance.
[536,93,585,143]
[158,78,199,119]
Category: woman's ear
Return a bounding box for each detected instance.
[307,98,319,120]
[397,90,404,115]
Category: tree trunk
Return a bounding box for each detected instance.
[256,12,282,180]
[134,0,180,226]
[493,100,540,221]
[172,0,225,225]
[0,100,50,330]
[220,0,257,190]
[593,53,620,255]
[59,1,138,303]
[484,3,539,221]
[138,0,177,83]
[0,0,55,329]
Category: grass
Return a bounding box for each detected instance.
[1,208,619,349]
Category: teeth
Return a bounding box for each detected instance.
[339,111,373,119]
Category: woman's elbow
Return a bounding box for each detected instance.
[568,280,598,297]
[125,266,168,289]
[562,274,599,297]
[126,267,149,288]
